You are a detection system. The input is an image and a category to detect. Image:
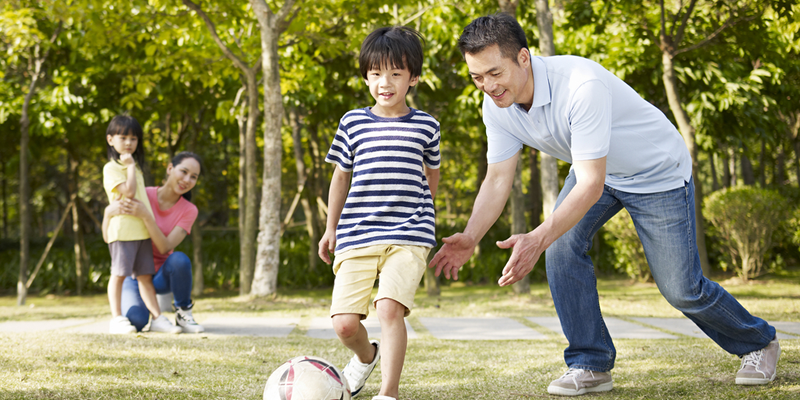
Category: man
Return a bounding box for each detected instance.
[428,13,779,397]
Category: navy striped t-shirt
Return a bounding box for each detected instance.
[325,107,441,255]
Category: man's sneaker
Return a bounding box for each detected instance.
[547,368,613,396]
[736,338,781,385]
[109,315,136,334]
[176,304,204,333]
[148,314,183,334]
[343,340,380,397]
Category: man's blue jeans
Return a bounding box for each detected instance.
[121,251,194,331]
[546,172,775,372]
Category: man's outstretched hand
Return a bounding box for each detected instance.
[496,232,545,287]
[428,233,477,280]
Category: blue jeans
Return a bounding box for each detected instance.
[546,171,775,372]
[121,251,194,331]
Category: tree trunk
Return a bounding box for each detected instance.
[661,51,711,276]
[288,106,318,274]
[69,157,84,295]
[510,157,530,293]
[710,152,719,192]
[757,141,766,187]
[536,0,560,223]
[251,0,296,297]
[528,148,542,227]
[2,160,7,239]
[741,152,755,186]
[192,223,204,296]
[18,85,32,306]
[241,70,260,295]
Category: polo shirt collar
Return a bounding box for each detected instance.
[530,56,551,108]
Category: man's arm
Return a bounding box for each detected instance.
[318,166,351,264]
[496,156,606,286]
[428,152,519,280]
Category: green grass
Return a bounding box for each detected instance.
[1,276,800,399]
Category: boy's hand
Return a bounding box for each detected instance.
[120,153,135,167]
[318,231,336,264]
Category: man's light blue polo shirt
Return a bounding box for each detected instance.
[483,55,692,194]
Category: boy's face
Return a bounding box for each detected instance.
[365,64,419,118]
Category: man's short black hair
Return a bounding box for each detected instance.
[359,26,424,79]
[458,13,528,64]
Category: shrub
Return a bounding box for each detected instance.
[704,186,789,281]
[602,209,651,282]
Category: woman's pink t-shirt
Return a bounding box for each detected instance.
[146,187,198,272]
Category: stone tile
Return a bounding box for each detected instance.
[632,318,798,340]
[0,318,95,333]
[200,317,299,337]
[418,317,546,340]
[529,317,678,339]
[306,317,417,339]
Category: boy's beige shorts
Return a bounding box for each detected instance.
[330,244,430,319]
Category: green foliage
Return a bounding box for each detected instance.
[602,210,651,282]
[704,186,790,281]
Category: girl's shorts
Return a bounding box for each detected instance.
[109,239,155,278]
[330,244,429,319]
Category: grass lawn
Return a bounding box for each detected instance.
[1,274,799,399]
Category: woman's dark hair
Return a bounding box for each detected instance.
[170,151,203,201]
[458,13,529,64]
[359,26,424,79]
[106,115,146,166]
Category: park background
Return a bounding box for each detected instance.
[2,0,800,302]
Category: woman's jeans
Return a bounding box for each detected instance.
[122,251,194,331]
[546,172,775,372]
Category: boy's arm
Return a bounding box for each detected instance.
[114,154,137,199]
[318,166,351,264]
[425,165,440,200]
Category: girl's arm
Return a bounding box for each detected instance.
[114,154,138,199]
[119,198,187,254]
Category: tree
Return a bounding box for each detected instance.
[250,0,299,297]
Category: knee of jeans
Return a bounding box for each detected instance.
[170,251,193,273]
[547,231,589,265]
[661,284,703,311]
[125,306,150,332]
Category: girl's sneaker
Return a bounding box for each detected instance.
[149,315,183,334]
[109,315,137,334]
[176,306,205,333]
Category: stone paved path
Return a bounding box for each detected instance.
[1,315,798,339]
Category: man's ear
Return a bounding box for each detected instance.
[518,48,530,66]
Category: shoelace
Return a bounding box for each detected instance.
[740,349,764,369]
[561,368,586,379]
[179,310,198,324]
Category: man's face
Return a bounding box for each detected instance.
[465,44,532,110]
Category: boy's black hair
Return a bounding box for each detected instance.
[458,13,529,64]
[170,151,203,201]
[106,115,146,167]
[359,26,424,79]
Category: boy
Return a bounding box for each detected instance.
[318,26,440,400]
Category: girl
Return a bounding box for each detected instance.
[104,151,205,333]
[102,115,181,334]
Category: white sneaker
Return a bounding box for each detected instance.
[547,368,613,396]
[344,340,380,397]
[109,315,136,334]
[148,315,182,334]
[176,306,204,333]
[736,338,781,385]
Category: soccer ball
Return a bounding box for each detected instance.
[264,355,351,400]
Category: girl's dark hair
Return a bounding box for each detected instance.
[170,151,203,201]
[359,26,424,79]
[106,115,146,167]
[458,13,529,64]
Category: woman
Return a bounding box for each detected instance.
[103,151,204,333]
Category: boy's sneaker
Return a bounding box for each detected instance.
[176,304,204,333]
[148,315,183,334]
[736,338,781,385]
[547,368,613,396]
[109,315,136,334]
[344,340,380,397]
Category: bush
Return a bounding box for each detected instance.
[602,209,651,282]
[704,186,789,281]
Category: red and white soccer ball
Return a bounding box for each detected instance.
[264,356,351,400]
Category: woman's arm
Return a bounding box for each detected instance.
[119,198,187,254]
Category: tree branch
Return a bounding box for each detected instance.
[674,13,758,56]
[182,0,252,72]
[673,0,699,46]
